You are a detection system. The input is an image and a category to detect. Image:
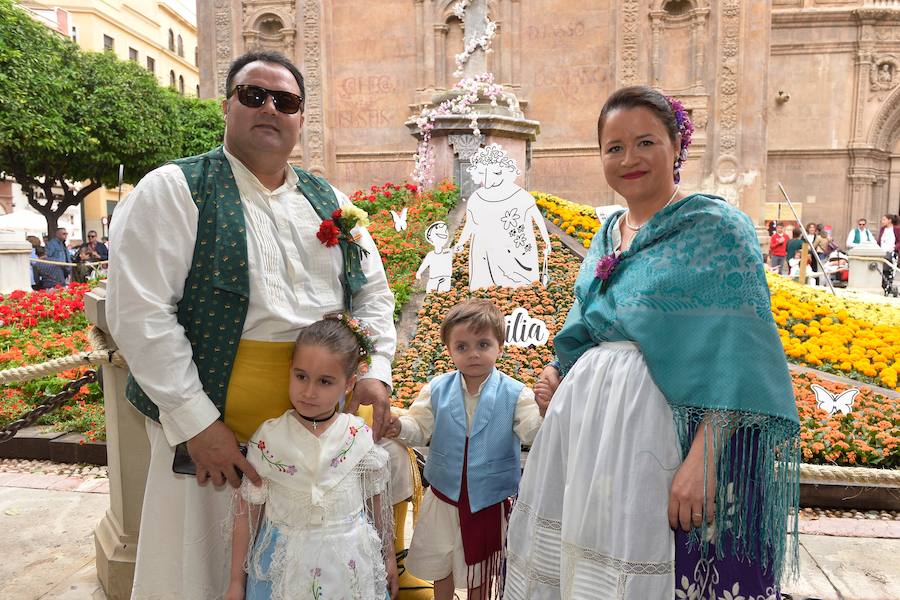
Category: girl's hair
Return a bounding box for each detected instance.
[293,317,363,377]
[440,299,505,347]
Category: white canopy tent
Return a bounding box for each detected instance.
[0,210,48,237]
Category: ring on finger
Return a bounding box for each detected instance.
[692,512,703,519]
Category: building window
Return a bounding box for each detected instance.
[177,34,184,57]
[146,56,155,73]
[168,29,175,51]
[194,46,199,66]
[129,47,138,62]
[178,75,185,95]
[196,84,200,97]
[70,25,77,43]
[103,34,114,51]
[169,70,176,88]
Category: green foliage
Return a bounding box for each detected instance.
[0,0,223,231]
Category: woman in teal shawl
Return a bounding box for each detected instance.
[503,87,799,600]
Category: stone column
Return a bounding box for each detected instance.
[84,281,150,600]
[0,230,32,294]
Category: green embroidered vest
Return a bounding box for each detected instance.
[125,146,366,422]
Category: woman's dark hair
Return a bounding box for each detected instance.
[225,51,306,111]
[597,85,678,147]
[886,214,900,226]
[293,318,361,377]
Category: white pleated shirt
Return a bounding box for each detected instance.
[107,149,396,445]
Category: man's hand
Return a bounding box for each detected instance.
[346,378,391,441]
[186,420,260,488]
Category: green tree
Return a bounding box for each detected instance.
[0,0,223,233]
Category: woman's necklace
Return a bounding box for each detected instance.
[298,408,337,430]
[623,186,680,232]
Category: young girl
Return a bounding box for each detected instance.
[386,299,543,600]
[225,316,398,600]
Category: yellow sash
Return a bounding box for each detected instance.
[223,340,295,442]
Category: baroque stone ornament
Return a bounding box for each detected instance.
[214,0,234,95]
[303,0,326,175]
[870,55,899,92]
[619,0,639,85]
[715,0,741,194]
[448,133,485,160]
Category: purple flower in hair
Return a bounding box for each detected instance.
[594,253,621,284]
[666,96,695,184]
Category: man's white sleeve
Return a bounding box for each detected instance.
[106,164,220,446]
[335,188,397,388]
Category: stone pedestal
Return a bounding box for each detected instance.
[84,281,149,600]
[847,243,887,293]
[0,229,32,293]
[406,95,540,197]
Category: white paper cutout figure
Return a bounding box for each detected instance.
[810,384,858,416]
[504,307,549,347]
[454,144,551,290]
[416,221,453,292]
[391,207,408,231]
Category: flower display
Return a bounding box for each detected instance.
[350,181,459,318]
[0,283,104,441]
[532,191,602,248]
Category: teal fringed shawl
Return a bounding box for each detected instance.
[554,193,800,581]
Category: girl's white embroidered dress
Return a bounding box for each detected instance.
[237,412,392,600]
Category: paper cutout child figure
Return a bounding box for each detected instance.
[416,221,453,292]
[454,144,551,290]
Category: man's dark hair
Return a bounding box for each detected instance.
[225,51,305,112]
[791,228,802,239]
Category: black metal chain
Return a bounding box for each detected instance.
[0,370,97,443]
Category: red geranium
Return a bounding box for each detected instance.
[316,220,341,247]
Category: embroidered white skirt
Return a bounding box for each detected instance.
[504,342,682,600]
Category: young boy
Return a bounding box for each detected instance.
[385,299,542,600]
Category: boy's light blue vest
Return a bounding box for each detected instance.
[424,369,525,513]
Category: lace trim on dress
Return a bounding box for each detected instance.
[561,542,673,576]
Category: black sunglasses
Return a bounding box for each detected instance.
[228,84,303,115]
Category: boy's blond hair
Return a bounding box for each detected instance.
[440,299,505,347]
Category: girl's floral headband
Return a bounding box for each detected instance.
[326,313,375,366]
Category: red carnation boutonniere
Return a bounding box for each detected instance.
[316,205,371,254]
[316,219,341,247]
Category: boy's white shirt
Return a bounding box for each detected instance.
[397,374,541,447]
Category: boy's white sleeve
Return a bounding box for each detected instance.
[398,383,434,447]
[513,386,542,445]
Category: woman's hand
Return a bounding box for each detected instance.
[667,432,717,532]
[534,365,561,417]
[383,414,402,439]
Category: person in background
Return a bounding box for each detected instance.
[846,218,874,249]
[785,227,804,271]
[768,223,788,274]
[44,227,71,285]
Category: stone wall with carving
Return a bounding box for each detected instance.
[767,6,900,243]
[200,0,900,235]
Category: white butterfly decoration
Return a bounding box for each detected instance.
[390,208,408,231]
[810,384,859,416]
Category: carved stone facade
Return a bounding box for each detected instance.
[199,0,900,241]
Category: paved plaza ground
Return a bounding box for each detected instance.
[1,459,898,600]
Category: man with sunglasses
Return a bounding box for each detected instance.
[108,51,404,599]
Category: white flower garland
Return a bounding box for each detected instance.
[411,0,510,187]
